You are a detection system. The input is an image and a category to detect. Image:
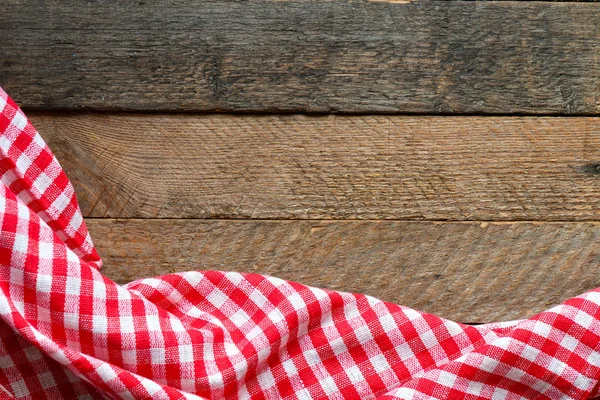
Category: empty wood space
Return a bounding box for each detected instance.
[88,219,600,323]
[5,0,600,324]
[32,114,600,221]
[2,1,599,114]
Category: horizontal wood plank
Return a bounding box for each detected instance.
[2,1,599,114]
[87,219,600,323]
[33,113,600,220]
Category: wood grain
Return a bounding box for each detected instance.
[33,113,600,220]
[87,219,600,323]
[2,1,599,114]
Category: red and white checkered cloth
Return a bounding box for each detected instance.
[1,86,600,399]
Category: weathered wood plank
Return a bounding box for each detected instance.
[2,1,599,114]
[87,219,600,323]
[33,113,600,220]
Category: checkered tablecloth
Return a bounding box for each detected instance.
[1,87,599,399]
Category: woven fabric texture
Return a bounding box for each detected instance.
[1,87,600,399]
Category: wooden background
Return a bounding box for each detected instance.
[2,0,600,323]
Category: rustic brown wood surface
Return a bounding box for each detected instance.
[7,0,600,324]
[87,219,600,323]
[32,113,600,220]
[3,1,599,114]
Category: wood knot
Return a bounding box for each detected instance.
[578,164,600,175]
